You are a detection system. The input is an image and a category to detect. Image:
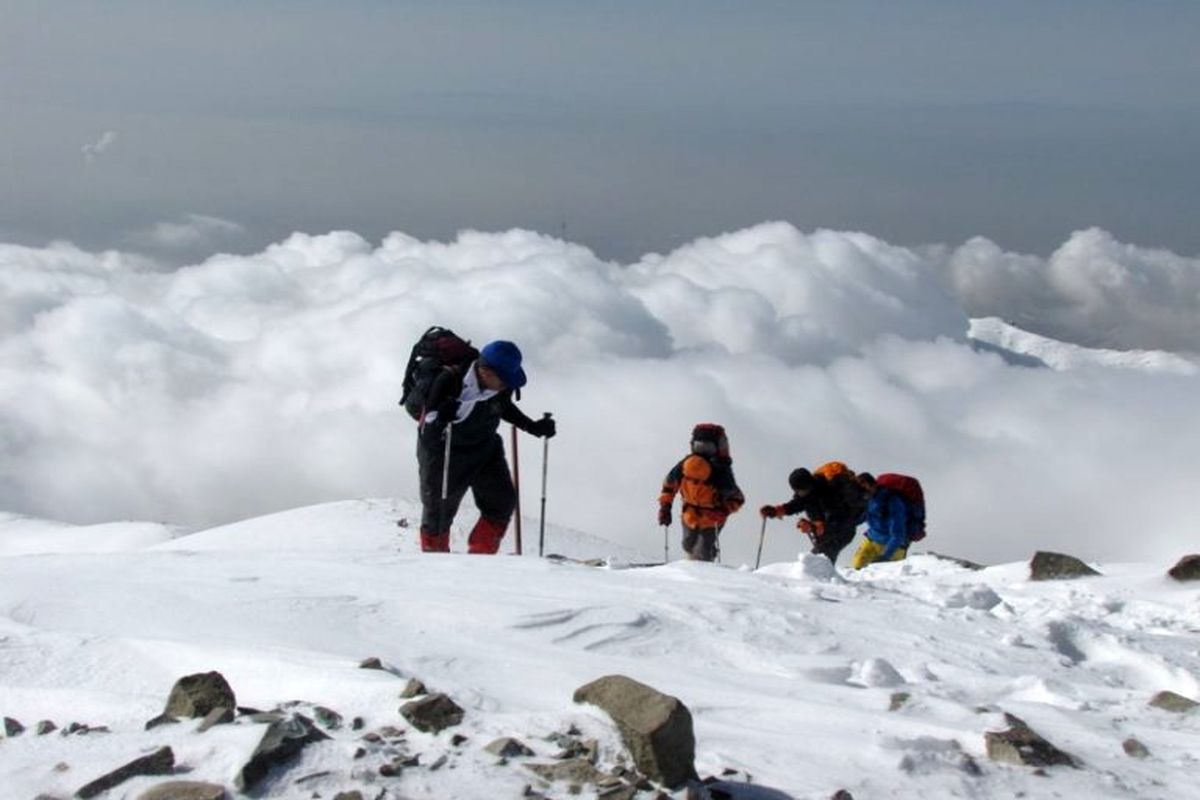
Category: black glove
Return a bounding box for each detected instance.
[528,416,556,438]
[760,504,779,518]
[658,504,672,527]
[434,398,459,424]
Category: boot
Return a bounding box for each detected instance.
[420,529,450,553]
[467,516,508,555]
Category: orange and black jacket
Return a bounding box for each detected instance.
[659,454,745,529]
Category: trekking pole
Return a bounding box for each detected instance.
[439,422,453,542]
[755,516,768,569]
[662,524,669,563]
[538,413,552,558]
[510,424,522,555]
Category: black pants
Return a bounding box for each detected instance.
[811,520,856,564]
[417,432,515,533]
[682,523,723,562]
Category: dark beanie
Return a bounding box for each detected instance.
[788,468,814,493]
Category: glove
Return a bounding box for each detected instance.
[798,518,814,535]
[434,398,459,425]
[759,504,781,519]
[528,416,557,438]
[658,504,672,527]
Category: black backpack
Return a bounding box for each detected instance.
[399,326,479,421]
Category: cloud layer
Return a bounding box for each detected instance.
[1,224,1197,566]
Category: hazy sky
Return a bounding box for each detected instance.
[3,0,1198,261]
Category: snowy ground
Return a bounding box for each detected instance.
[1,499,1197,799]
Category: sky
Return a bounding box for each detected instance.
[1,500,1198,798]
[3,0,1200,261]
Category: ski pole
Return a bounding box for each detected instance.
[662,524,669,563]
[755,516,768,569]
[538,412,552,558]
[511,424,522,555]
[439,422,453,541]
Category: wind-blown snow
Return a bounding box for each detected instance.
[0,502,1196,799]
[2,223,1199,566]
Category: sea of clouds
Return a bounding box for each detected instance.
[1,222,1197,566]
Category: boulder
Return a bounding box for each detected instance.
[1167,554,1200,581]
[4,716,24,736]
[36,720,57,735]
[399,693,464,733]
[399,678,429,699]
[136,781,227,800]
[984,713,1079,768]
[1148,690,1198,713]
[235,714,330,793]
[358,657,385,670]
[1122,738,1150,758]
[76,746,175,799]
[573,674,697,788]
[1029,551,1100,581]
[163,672,236,719]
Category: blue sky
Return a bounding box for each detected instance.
[3,0,1198,260]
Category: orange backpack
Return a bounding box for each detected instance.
[814,461,854,483]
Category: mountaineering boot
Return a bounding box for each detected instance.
[420,529,451,553]
[467,516,508,554]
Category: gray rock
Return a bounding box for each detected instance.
[313,705,343,730]
[399,678,429,699]
[1123,738,1150,758]
[235,714,330,793]
[358,657,385,670]
[196,706,234,733]
[1029,551,1101,581]
[1148,690,1198,713]
[984,713,1080,768]
[574,674,698,788]
[333,792,365,800]
[4,716,24,736]
[525,757,608,785]
[888,692,911,712]
[399,693,464,733]
[486,737,535,758]
[76,746,175,799]
[37,720,58,735]
[164,672,237,719]
[136,781,227,800]
[1167,554,1200,581]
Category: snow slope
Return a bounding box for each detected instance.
[968,317,1199,374]
[0,500,1197,799]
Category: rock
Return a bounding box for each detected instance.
[333,792,365,800]
[76,746,175,799]
[136,781,227,800]
[888,692,911,712]
[37,720,58,735]
[399,678,429,698]
[486,737,535,758]
[525,757,608,785]
[451,733,469,746]
[145,714,179,731]
[1029,551,1100,581]
[574,674,698,788]
[235,714,330,793]
[164,672,237,719]
[831,792,855,800]
[196,706,234,733]
[399,693,464,733]
[984,713,1079,768]
[1148,690,1198,713]
[358,657,385,670]
[1167,554,1200,581]
[313,705,343,730]
[1123,738,1150,758]
[4,716,25,736]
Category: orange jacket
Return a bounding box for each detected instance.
[659,454,745,529]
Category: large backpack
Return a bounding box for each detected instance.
[690,423,730,460]
[876,473,926,541]
[399,326,479,421]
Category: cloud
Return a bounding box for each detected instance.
[0,224,1197,568]
[81,130,117,165]
[128,214,246,250]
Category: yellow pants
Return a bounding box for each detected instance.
[851,538,908,570]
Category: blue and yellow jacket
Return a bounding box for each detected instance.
[864,488,912,561]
